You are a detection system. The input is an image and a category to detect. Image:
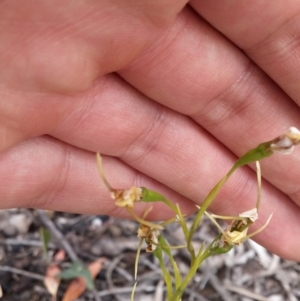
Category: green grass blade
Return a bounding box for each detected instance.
[175,204,195,262]
[158,235,181,289]
[40,227,51,260]
[153,246,173,300]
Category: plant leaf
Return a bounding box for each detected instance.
[40,227,51,259]
[153,242,173,300]
[158,235,181,289]
[57,261,83,279]
[58,261,95,289]
[61,258,105,301]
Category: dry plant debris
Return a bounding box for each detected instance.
[0,210,300,300]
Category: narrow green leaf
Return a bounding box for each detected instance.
[153,247,173,300]
[40,227,51,259]
[175,204,195,262]
[158,235,181,289]
[175,204,190,244]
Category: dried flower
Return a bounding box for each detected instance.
[145,231,159,252]
[137,224,151,239]
[96,153,144,208]
[137,224,159,252]
[111,187,143,208]
[206,161,271,249]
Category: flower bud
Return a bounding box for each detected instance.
[270,127,300,154]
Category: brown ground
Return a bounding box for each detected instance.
[0,209,299,301]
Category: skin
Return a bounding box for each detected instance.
[1,0,300,260]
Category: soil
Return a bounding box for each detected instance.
[0,209,299,301]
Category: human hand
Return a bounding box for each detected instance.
[1,0,300,260]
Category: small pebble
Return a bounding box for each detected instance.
[89,217,103,231]
[109,224,122,237]
[9,213,33,234]
[268,294,284,301]
[19,290,31,301]
[3,224,17,237]
[91,242,102,256]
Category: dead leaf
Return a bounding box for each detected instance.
[62,257,105,301]
[61,276,86,301]
[44,265,61,300]
[54,249,66,262]
[88,257,106,278]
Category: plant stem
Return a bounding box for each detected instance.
[187,163,237,253]
[187,141,274,253]
[171,242,212,301]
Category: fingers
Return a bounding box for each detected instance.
[119,7,300,206]
[112,6,300,258]
[0,0,187,94]
[0,0,188,153]
[0,136,195,219]
[190,0,300,102]
[2,114,299,260]
[44,72,300,259]
[51,74,252,211]
[0,91,75,152]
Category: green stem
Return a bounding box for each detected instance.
[172,237,233,301]
[158,236,182,289]
[171,243,209,300]
[154,247,173,300]
[175,204,195,262]
[187,162,237,253]
[187,142,273,252]
[142,188,178,212]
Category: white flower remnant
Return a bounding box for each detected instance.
[270,127,300,154]
[239,208,258,222]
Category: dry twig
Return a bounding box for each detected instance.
[37,210,78,262]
